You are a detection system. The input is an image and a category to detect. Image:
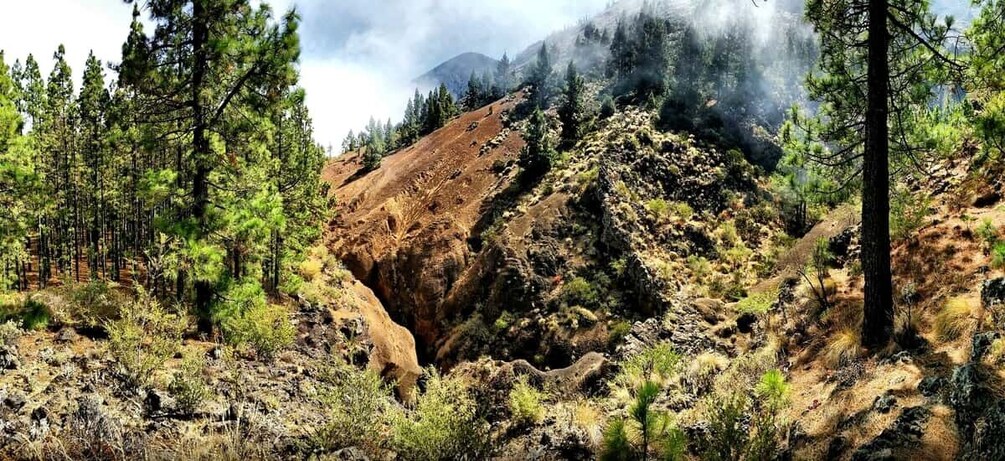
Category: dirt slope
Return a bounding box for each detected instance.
[324,96,525,357]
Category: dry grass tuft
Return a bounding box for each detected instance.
[934,296,979,341]
[823,328,862,368]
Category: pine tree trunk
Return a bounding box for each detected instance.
[861,0,894,348]
[192,0,214,334]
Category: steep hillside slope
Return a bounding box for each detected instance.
[324,94,525,359]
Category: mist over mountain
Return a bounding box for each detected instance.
[414,52,500,97]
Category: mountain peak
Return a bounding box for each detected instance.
[415,52,500,97]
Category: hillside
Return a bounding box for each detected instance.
[414,52,501,97]
[4,0,1005,460]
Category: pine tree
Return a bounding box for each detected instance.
[0,52,41,289]
[343,129,356,153]
[527,43,552,108]
[42,45,78,281]
[798,0,961,347]
[464,71,484,110]
[495,52,512,95]
[119,0,303,333]
[78,52,110,280]
[559,62,587,146]
[519,109,555,180]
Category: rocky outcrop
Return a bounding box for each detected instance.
[298,277,422,398]
[949,331,1005,459]
[982,278,1005,310]
[330,281,423,399]
[850,406,931,461]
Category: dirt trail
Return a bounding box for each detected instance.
[752,203,860,293]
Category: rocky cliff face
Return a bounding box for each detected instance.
[326,102,782,369]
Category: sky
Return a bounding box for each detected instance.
[0,0,610,149]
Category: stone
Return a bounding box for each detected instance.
[873,391,897,414]
[982,278,1005,310]
[973,189,1001,208]
[330,447,370,460]
[851,406,930,461]
[0,346,18,370]
[3,391,26,410]
[692,298,724,324]
[971,331,1000,362]
[56,328,77,343]
[736,312,758,334]
[827,436,848,459]
[918,376,946,398]
[144,389,174,414]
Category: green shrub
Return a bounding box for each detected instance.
[735,290,778,315]
[509,376,546,426]
[493,310,515,332]
[614,342,681,392]
[671,201,694,220]
[563,276,600,308]
[390,368,493,460]
[22,299,51,330]
[312,363,392,454]
[646,198,670,221]
[600,419,631,461]
[978,218,999,250]
[168,353,211,416]
[608,320,632,348]
[223,302,295,361]
[701,393,749,461]
[1,297,52,331]
[755,369,790,411]
[69,281,120,327]
[602,379,686,461]
[106,289,183,390]
[890,187,931,241]
[993,242,1005,270]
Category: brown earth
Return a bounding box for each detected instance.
[323,95,526,359]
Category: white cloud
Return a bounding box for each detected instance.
[0,0,611,148]
[0,0,134,88]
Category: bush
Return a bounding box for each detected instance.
[890,187,931,241]
[1,297,52,331]
[0,320,22,346]
[646,198,670,221]
[823,328,861,368]
[509,376,546,427]
[608,319,633,348]
[69,281,120,328]
[168,354,211,416]
[601,380,687,461]
[390,368,493,460]
[225,302,295,361]
[977,218,1000,250]
[614,342,681,393]
[697,364,791,460]
[993,242,1005,270]
[563,276,600,308]
[755,369,790,411]
[600,96,616,119]
[106,289,183,390]
[935,297,978,341]
[701,393,749,461]
[312,363,391,454]
[735,290,778,315]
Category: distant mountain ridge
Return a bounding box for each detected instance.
[414,52,500,98]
